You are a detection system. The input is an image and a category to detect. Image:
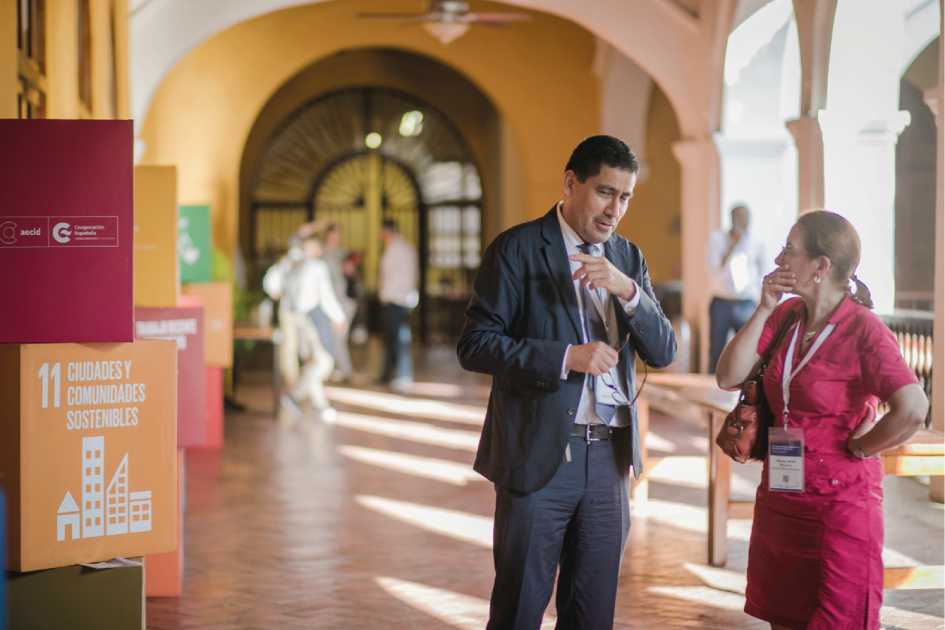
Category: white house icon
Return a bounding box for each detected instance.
[57,491,81,541]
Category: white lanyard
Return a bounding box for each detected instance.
[781,320,836,427]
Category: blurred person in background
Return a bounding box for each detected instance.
[263,234,306,392]
[706,204,767,373]
[377,219,418,393]
[323,224,358,383]
[285,237,348,421]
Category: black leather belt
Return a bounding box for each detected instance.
[570,424,611,441]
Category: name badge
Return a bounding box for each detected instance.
[768,427,804,492]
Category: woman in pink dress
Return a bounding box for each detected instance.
[716,211,929,629]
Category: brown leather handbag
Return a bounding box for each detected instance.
[715,309,798,464]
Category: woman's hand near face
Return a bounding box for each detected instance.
[760,265,796,312]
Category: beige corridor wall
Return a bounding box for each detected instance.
[139,0,601,255]
[615,84,682,284]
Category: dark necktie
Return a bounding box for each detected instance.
[578,243,617,423]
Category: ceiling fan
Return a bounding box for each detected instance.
[359,1,532,45]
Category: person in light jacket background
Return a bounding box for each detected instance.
[323,224,358,383]
[286,237,347,421]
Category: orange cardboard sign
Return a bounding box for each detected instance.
[0,340,178,572]
[134,166,179,308]
[181,283,233,367]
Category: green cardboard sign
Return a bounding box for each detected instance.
[178,205,212,283]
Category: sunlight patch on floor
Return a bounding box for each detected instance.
[646,457,760,497]
[326,386,485,425]
[376,577,556,630]
[357,495,493,548]
[683,562,747,595]
[631,498,753,542]
[647,585,747,611]
[644,431,677,453]
[334,412,480,451]
[338,445,482,486]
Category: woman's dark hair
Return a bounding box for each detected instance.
[565,135,639,182]
[796,210,873,309]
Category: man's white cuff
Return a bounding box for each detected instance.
[617,280,642,315]
[560,344,572,380]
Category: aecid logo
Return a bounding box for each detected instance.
[53,222,72,244]
[0,221,16,244]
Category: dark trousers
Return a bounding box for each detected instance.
[379,303,412,382]
[708,297,756,373]
[487,434,631,630]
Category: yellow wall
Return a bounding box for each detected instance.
[139,0,600,255]
[0,0,18,118]
[0,0,129,120]
[618,83,682,284]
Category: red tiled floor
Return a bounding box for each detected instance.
[146,343,943,629]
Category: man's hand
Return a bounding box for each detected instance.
[569,254,636,302]
[331,320,348,335]
[565,342,618,376]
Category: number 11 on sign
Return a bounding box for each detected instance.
[39,362,61,408]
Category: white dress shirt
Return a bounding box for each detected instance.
[555,204,640,425]
[706,229,767,301]
[379,234,419,308]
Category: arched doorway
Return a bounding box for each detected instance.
[249,86,483,342]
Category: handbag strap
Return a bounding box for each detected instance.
[754,306,799,378]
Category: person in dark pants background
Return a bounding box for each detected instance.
[706,204,767,373]
[458,136,676,630]
[377,219,418,393]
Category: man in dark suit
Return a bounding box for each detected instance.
[457,136,677,630]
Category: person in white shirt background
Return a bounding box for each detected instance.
[706,204,767,373]
[377,219,419,392]
[285,237,348,421]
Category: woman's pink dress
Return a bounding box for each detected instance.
[744,297,919,629]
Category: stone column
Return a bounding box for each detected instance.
[785,115,824,212]
[672,137,720,373]
[925,49,943,502]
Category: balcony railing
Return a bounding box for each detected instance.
[881,310,934,428]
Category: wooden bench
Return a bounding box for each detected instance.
[638,373,945,571]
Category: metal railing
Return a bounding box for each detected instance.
[881,310,934,428]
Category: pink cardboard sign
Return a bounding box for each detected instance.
[0,120,134,342]
[134,307,207,447]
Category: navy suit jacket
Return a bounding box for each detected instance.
[457,208,677,494]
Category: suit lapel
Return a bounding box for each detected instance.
[540,209,583,342]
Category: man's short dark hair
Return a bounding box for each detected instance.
[381,219,399,233]
[565,135,639,183]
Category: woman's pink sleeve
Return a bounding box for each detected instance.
[859,316,919,402]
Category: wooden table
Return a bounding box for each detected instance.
[638,373,739,567]
[638,372,945,569]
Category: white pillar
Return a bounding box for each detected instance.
[786,115,825,212]
[926,5,944,503]
[820,0,913,314]
[673,137,721,373]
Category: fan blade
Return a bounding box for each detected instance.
[465,12,531,22]
[358,13,430,19]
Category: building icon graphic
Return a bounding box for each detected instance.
[57,436,152,542]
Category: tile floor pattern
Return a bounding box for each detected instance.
[147,345,944,629]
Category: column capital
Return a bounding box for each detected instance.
[924,87,941,129]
